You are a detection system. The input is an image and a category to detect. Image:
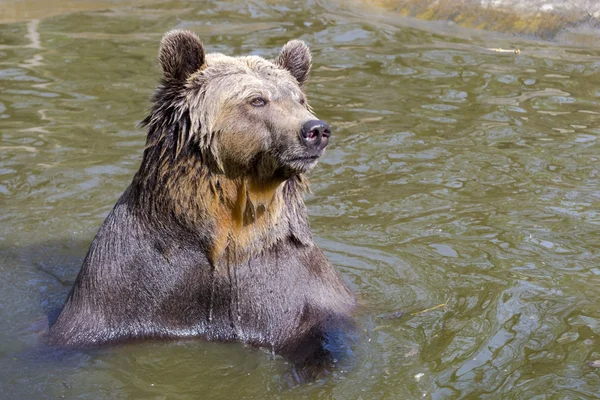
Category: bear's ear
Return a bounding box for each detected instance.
[275,40,311,87]
[159,30,206,82]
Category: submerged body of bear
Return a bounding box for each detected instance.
[46,30,355,374]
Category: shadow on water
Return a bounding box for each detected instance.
[0,238,86,348]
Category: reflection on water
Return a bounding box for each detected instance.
[1,1,600,398]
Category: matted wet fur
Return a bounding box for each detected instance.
[46,30,355,380]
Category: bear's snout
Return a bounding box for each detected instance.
[300,120,331,151]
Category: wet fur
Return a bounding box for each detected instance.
[46,30,355,377]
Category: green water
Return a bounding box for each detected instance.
[1,1,600,398]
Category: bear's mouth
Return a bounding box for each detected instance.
[287,155,320,162]
[284,154,322,169]
[276,153,321,177]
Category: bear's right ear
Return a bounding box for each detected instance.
[159,30,206,82]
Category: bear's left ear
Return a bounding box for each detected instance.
[159,30,206,83]
[275,40,312,87]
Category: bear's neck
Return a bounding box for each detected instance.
[207,175,286,264]
[134,161,308,266]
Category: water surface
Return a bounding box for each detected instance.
[1,1,600,398]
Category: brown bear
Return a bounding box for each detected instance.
[46,30,355,377]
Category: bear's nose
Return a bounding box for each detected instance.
[300,120,331,150]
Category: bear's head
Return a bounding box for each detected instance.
[146,30,330,183]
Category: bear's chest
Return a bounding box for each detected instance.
[203,241,325,342]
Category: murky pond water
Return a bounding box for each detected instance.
[1,1,600,398]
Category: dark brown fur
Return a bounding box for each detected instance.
[46,30,355,378]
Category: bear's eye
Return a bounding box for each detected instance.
[299,97,306,105]
[250,97,268,107]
